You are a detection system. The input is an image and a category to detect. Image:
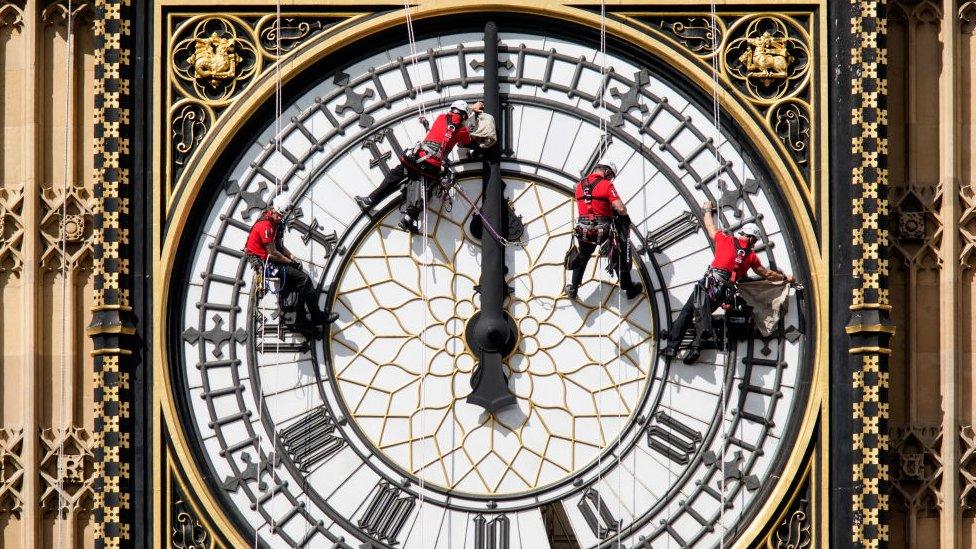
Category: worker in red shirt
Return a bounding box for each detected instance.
[244,196,338,333]
[354,99,485,233]
[662,200,795,364]
[563,162,643,301]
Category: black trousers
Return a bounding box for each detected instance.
[279,263,326,324]
[367,163,411,203]
[667,281,721,349]
[569,238,636,290]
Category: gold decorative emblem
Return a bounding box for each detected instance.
[188,33,242,88]
[739,31,792,85]
[171,16,259,105]
[724,15,810,103]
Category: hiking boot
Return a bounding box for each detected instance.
[625,282,644,300]
[354,196,373,212]
[397,218,420,234]
[682,346,701,365]
[312,312,340,326]
[564,284,578,301]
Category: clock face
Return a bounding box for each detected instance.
[172,27,811,548]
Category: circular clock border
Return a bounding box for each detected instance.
[158,6,827,548]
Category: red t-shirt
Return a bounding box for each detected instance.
[419,112,472,166]
[711,231,761,279]
[575,174,620,218]
[244,215,281,261]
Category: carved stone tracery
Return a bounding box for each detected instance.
[890,184,943,270]
[0,1,24,30]
[960,425,976,512]
[39,426,96,516]
[890,425,943,516]
[0,184,25,274]
[958,184,976,270]
[40,1,93,26]
[0,428,25,517]
[40,183,96,273]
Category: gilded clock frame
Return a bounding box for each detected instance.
[151,1,830,547]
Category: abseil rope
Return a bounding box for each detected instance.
[255,2,285,546]
[707,1,731,546]
[401,5,430,543]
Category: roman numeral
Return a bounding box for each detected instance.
[279,406,344,472]
[646,411,702,465]
[645,211,700,253]
[361,133,394,176]
[288,212,343,259]
[576,488,620,539]
[473,514,510,549]
[358,481,415,545]
[361,128,408,176]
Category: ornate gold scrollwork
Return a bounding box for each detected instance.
[172,498,209,549]
[724,15,811,104]
[768,98,812,166]
[171,100,214,169]
[171,16,259,105]
[655,16,727,57]
[255,14,339,58]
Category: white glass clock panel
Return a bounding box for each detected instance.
[175,29,809,549]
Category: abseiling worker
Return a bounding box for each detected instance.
[564,161,643,301]
[354,99,489,233]
[244,195,338,335]
[662,200,794,364]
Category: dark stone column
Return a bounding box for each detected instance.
[831,0,894,546]
[87,0,138,546]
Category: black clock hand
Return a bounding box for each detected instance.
[466,22,517,414]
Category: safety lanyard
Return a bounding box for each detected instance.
[579,174,601,218]
[433,113,459,164]
[730,235,749,283]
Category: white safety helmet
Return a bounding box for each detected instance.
[596,161,618,178]
[450,99,469,113]
[738,223,762,240]
[270,194,291,214]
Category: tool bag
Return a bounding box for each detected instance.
[724,298,754,341]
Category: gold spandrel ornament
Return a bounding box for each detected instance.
[739,31,792,85]
[724,15,811,104]
[188,32,242,89]
[171,16,259,105]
